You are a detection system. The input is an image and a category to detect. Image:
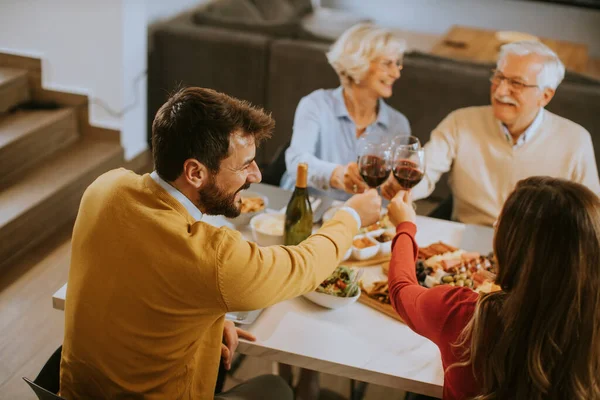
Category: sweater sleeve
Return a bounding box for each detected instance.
[572,130,600,195]
[411,112,458,200]
[388,222,478,345]
[215,209,358,312]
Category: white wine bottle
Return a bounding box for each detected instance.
[284,163,313,245]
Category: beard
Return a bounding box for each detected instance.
[198,178,251,218]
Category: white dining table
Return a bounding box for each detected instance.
[52,184,494,398]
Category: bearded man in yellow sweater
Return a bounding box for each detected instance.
[381,40,600,226]
[59,87,382,399]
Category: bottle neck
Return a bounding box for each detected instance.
[294,186,307,194]
[296,163,308,189]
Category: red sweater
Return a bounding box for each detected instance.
[388,222,480,400]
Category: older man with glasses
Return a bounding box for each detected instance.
[381,40,600,226]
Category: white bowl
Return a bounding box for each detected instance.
[367,229,395,256]
[351,234,380,260]
[342,247,352,261]
[249,212,285,246]
[226,192,268,227]
[303,290,361,309]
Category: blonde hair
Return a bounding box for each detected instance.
[498,41,565,90]
[326,23,406,87]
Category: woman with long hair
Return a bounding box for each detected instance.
[387,176,600,399]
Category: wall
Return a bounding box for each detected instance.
[0,0,124,131]
[0,0,205,160]
[323,0,600,57]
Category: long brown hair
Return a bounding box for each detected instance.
[457,177,600,399]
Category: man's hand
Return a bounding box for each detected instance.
[221,320,256,370]
[387,190,416,227]
[344,189,382,228]
[331,163,367,194]
[380,174,403,201]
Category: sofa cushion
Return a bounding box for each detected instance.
[251,0,297,21]
[193,0,300,37]
[299,7,370,43]
[289,0,313,15]
[198,0,263,21]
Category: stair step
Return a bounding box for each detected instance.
[0,137,124,270]
[0,108,78,189]
[0,67,30,113]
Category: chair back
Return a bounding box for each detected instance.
[23,377,66,400]
[22,345,65,400]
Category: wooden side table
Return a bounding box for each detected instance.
[431,25,589,73]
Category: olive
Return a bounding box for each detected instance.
[442,275,455,283]
[456,280,465,287]
[448,282,456,286]
[465,279,473,288]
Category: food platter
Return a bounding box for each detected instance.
[359,241,500,323]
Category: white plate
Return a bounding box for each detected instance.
[225,309,263,325]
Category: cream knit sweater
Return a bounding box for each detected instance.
[413,106,600,226]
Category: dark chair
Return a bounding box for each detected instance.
[23,346,65,400]
[260,140,290,187]
[428,195,453,221]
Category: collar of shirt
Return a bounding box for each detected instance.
[332,86,390,128]
[498,108,544,149]
[150,171,204,221]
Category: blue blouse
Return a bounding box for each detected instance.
[280,86,411,200]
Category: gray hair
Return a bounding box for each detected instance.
[497,40,566,90]
[326,23,406,87]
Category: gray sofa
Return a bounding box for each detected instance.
[148,1,600,200]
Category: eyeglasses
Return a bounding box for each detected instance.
[490,69,539,91]
[378,58,403,72]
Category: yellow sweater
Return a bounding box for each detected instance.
[60,169,358,399]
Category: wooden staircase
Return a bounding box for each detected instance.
[0,54,127,271]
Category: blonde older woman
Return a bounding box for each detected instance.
[281,23,411,201]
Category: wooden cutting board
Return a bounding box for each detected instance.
[358,292,405,323]
[340,254,391,268]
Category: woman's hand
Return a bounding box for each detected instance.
[387,190,416,226]
[380,174,403,201]
[331,162,368,194]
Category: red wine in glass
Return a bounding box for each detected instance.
[393,160,424,189]
[358,155,391,188]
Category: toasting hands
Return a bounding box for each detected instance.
[345,189,382,228]
[380,174,404,201]
[387,190,416,226]
[331,162,368,194]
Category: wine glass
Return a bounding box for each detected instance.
[356,139,392,190]
[392,136,425,209]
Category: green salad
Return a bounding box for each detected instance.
[316,266,359,297]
